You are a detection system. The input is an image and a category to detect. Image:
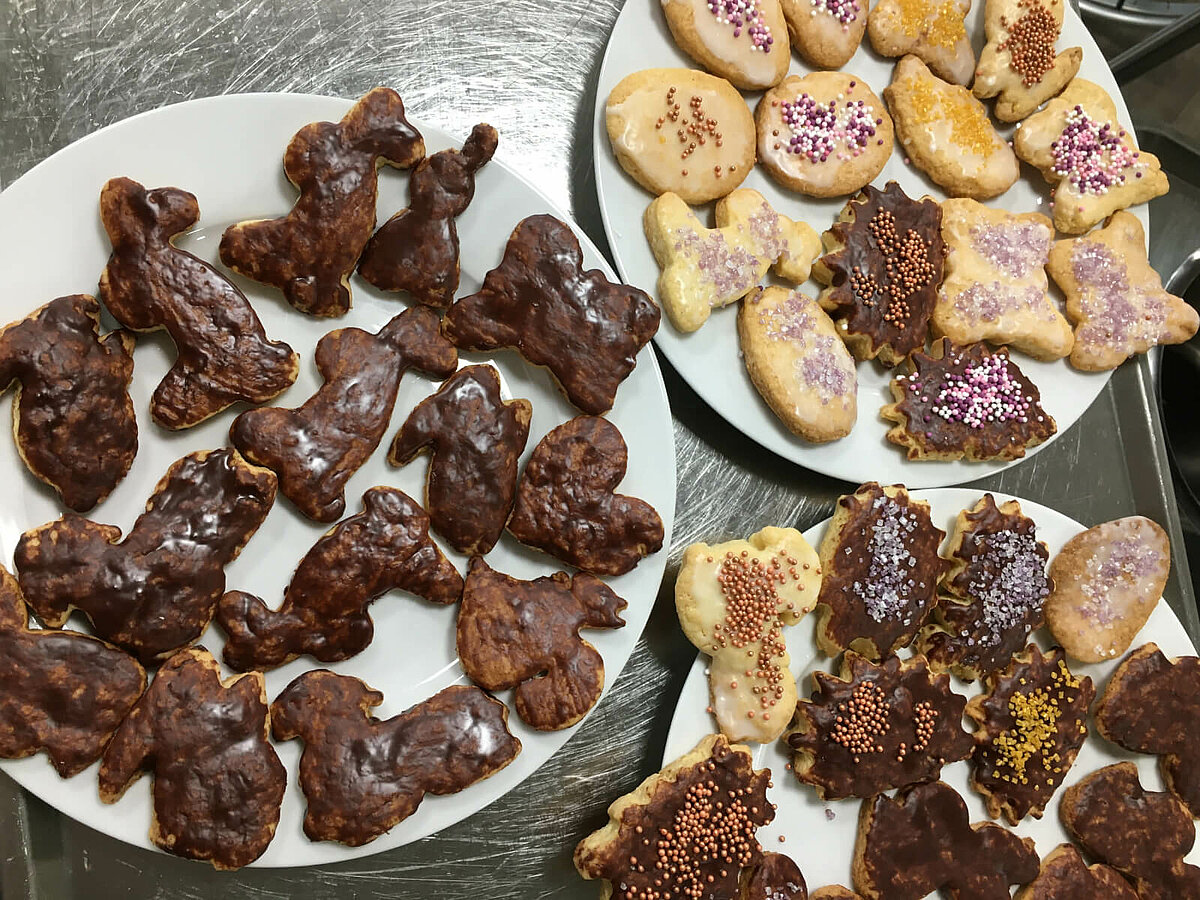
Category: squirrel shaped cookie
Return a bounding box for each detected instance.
[98,647,285,870]
[457,557,626,731]
[1016,844,1139,900]
[1014,79,1169,234]
[220,87,425,317]
[99,177,298,429]
[231,306,457,523]
[358,123,498,308]
[0,294,137,511]
[780,0,867,68]
[972,0,1081,122]
[934,201,1072,361]
[1046,212,1198,371]
[662,0,791,90]
[885,56,1020,200]
[0,564,145,778]
[868,0,975,85]
[676,527,821,743]
[644,188,820,333]
[272,671,520,846]
[16,448,276,664]
[217,487,462,671]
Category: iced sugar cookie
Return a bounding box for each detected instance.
[756,72,893,198]
[606,68,756,205]
[868,0,975,85]
[662,0,791,90]
[781,0,867,68]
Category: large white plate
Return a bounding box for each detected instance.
[594,1,1144,486]
[664,489,1198,890]
[0,93,676,867]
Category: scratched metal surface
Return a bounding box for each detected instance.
[0,0,1197,897]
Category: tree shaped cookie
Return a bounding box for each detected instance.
[99,177,298,429]
[676,526,822,743]
[644,188,820,333]
[575,734,774,900]
[867,0,974,84]
[966,645,1093,824]
[457,557,626,731]
[0,564,145,777]
[813,482,948,659]
[507,416,664,576]
[884,341,1056,463]
[389,365,531,556]
[1046,212,1198,371]
[358,123,498,308]
[1016,844,1138,900]
[231,306,457,523]
[98,647,285,870]
[0,294,137,511]
[1061,762,1200,900]
[220,87,425,317]
[916,495,1053,678]
[934,200,1073,361]
[785,652,973,800]
[1096,642,1200,818]
[853,780,1039,900]
[272,670,521,846]
[16,448,276,664]
[741,853,809,900]
[217,487,462,672]
[1013,80,1169,234]
[812,181,946,366]
[972,0,1081,122]
[443,214,660,415]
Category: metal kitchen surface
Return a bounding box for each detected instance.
[1,0,1197,898]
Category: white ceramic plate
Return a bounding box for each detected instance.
[593,1,1145,486]
[664,489,1198,890]
[0,93,676,867]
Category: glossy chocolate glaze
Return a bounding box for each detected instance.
[457,556,625,730]
[98,177,298,430]
[855,781,1038,900]
[1020,844,1139,900]
[231,306,457,522]
[787,652,972,800]
[442,214,660,415]
[219,87,425,318]
[819,181,945,363]
[0,294,137,511]
[742,853,808,900]
[390,364,530,555]
[0,565,144,777]
[968,646,1093,823]
[359,123,498,308]
[507,416,663,576]
[1096,642,1200,817]
[217,486,462,671]
[272,670,520,846]
[1061,762,1200,900]
[97,647,285,870]
[15,449,276,664]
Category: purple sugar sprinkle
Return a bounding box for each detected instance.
[966,530,1049,647]
[969,222,1049,278]
[673,226,761,301]
[956,282,1049,324]
[1079,536,1162,625]
[1071,242,1169,353]
[779,93,876,164]
[853,495,923,623]
[798,334,855,405]
[812,0,861,25]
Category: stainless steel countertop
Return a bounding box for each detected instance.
[1,1,1197,897]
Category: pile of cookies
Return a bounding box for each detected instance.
[575,483,1200,898]
[0,87,667,868]
[603,0,1198,457]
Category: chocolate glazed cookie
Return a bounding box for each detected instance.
[99,177,298,430]
[359,123,498,308]
[231,306,458,522]
[272,670,520,846]
[15,449,276,664]
[0,294,137,511]
[220,87,425,318]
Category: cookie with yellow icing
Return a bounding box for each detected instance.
[868,0,974,85]
[780,0,868,69]
[662,0,791,90]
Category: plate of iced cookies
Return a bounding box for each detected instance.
[574,485,1200,897]
[593,0,1199,486]
[0,89,674,867]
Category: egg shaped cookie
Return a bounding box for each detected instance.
[781,0,868,69]
[756,73,893,199]
[662,0,791,90]
[606,68,756,205]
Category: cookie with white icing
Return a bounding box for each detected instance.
[780,0,867,69]
[645,188,821,332]
[662,0,791,90]
[756,72,893,198]
[738,287,857,442]
[868,0,974,85]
